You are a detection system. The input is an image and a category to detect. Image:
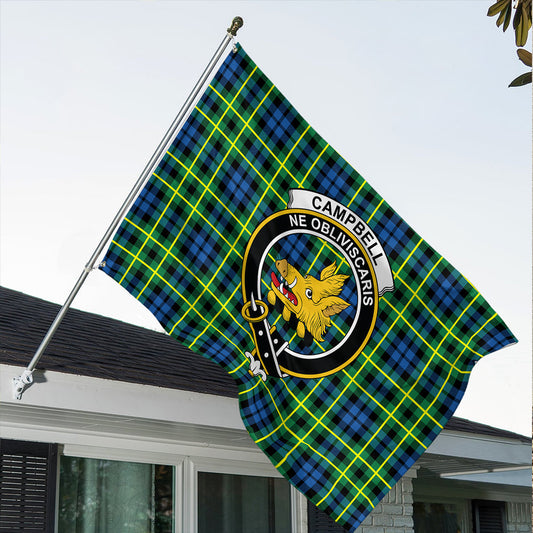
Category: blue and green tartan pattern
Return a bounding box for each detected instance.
[101,45,515,531]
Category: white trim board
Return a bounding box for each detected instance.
[1,363,243,429]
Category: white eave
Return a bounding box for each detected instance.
[0,363,265,468]
[0,363,530,487]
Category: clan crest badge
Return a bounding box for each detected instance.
[241,190,394,379]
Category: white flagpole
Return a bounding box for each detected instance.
[12,16,244,400]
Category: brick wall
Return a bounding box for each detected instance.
[506,501,532,533]
[355,468,417,533]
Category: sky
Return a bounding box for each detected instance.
[1,1,531,436]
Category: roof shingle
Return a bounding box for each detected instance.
[0,286,238,398]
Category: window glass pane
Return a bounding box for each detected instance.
[198,471,291,533]
[58,456,174,533]
[414,502,462,533]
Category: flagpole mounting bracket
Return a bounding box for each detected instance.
[13,369,34,400]
[227,16,244,37]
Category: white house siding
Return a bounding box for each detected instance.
[506,501,532,533]
[355,470,417,533]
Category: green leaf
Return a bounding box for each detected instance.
[513,3,522,30]
[497,4,507,25]
[503,3,513,30]
[509,71,532,86]
[516,2,532,46]
[517,48,532,66]
[516,19,529,46]
[488,0,511,17]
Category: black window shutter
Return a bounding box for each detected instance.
[472,500,507,533]
[0,439,58,532]
[308,502,351,533]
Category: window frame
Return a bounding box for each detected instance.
[184,456,306,533]
[58,444,305,533]
[413,495,472,533]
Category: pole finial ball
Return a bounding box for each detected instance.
[228,16,244,37]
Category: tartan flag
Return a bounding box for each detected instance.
[101,45,515,531]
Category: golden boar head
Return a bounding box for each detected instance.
[268,259,350,342]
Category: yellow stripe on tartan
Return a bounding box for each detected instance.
[253,378,324,444]
[422,312,496,420]
[168,229,249,336]
[330,320,347,337]
[252,385,331,447]
[239,376,263,395]
[302,234,348,286]
[209,85,303,187]
[307,447,375,508]
[376,293,480,447]
[120,218,251,340]
[298,144,329,186]
[327,291,485,515]
[246,124,312,224]
[394,275,485,359]
[194,106,285,205]
[261,254,447,490]
[153,172,243,256]
[366,199,384,223]
[276,378,393,489]
[124,66,258,297]
[155,165,252,239]
[121,216,245,337]
[171,99,303,337]
[110,239,245,355]
[381,298,470,375]
[209,84,329,193]
[118,189,179,285]
[255,376,376,508]
[395,238,424,277]
[271,359,366,462]
[343,371,425,448]
[188,281,246,349]
[335,426,413,523]
[346,181,367,210]
[227,355,248,375]
[470,313,498,359]
[314,363,415,507]
[280,378,323,421]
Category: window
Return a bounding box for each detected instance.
[414,501,463,533]
[1,439,299,532]
[197,471,291,533]
[58,456,174,533]
[472,500,507,533]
